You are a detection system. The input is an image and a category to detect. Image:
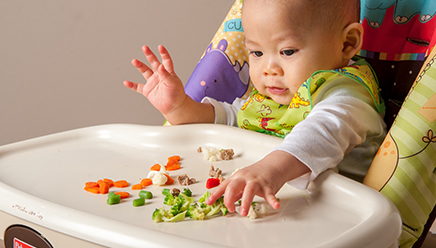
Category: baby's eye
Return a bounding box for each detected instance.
[250,51,263,58]
[281,49,296,56]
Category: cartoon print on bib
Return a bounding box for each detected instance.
[237,59,384,138]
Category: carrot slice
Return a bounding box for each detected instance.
[98,180,110,194]
[84,186,100,194]
[85,182,98,188]
[165,162,180,171]
[131,183,143,190]
[164,174,174,185]
[150,164,161,171]
[168,155,181,162]
[140,178,152,187]
[103,178,114,187]
[114,191,130,199]
[113,180,129,188]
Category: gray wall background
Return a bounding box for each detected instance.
[1,0,235,146]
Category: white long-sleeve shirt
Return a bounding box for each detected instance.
[202,77,386,189]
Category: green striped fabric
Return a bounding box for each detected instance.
[379,54,436,247]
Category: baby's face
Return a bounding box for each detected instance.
[242,0,347,105]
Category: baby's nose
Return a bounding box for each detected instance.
[263,61,283,76]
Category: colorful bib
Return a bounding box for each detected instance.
[237,58,385,138]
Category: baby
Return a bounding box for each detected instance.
[124,0,386,216]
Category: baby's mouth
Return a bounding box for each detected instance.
[267,87,289,95]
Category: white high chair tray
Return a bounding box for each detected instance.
[0,124,401,248]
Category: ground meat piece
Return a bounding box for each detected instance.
[177,174,197,186]
[209,165,222,178]
[170,188,180,197]
[219,174,225,182]
[220,149,234,160]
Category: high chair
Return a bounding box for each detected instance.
[183,1,436,247]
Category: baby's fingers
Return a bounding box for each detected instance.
[158,45,175,75]
[131,59,154,81]
[123,80,145,94]
[265,193,280,210]
[239,183,259,216]
[142,45,162,72]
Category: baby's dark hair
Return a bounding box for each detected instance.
[308,0,361,31]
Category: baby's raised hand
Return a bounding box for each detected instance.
[123,45,186,116]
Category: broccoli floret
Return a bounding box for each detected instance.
[170,200,183,216]
[198,191,210,204]
[187,204,206,220]
[152,208,172,223]
[206,196,227,217]
[162,211,187,222]
[153,190,228,223]
[183,188,192,197]
[221,206,228,216]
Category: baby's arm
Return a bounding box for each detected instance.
[206,79,385,215]
[206,150,310,216]
[123,45,214,125]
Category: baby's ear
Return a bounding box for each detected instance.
[342,22,363,60]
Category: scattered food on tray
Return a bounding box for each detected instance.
[165,155,181,171]
[209,165,225,182]
[140,178,153,187]
[237,200,269,219]
[150,163,161,171]
[152,189,227,222]
[209,165,222,178]
[139,190,153,199]
[170,188,180,197]
[220,149,235,160]
[113,180,129,188]
[205,177,221,189]
[133,197,146,207]
[152,172,168,186]
[148,163,175,186]
[177,174,197,186]
[107,192,121,205]
[84,178,128,194]
[115,191,130,199]
[131,183,143,190]
[198,146,235,162]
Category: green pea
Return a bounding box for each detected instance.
[133,197,145,207]
[139,190,153,199]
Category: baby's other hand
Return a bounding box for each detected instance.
[123,45,186,116]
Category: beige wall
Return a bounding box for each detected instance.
[0,0,235,146]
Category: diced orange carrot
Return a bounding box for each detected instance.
[165,162,180,171]
[98,181,110,194]
[150,164,161,171]
[114,191,130,199]
[168,155,181,162]
[164,174,174,185]
[85,182,98,188]
[131,183,143,190]
[166,159,177,166]
[140,178,152,187]
[103,178,114,187]
[113,180,129,188]
[84,186,100,194]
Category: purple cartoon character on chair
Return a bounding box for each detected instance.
[184,39,250,104]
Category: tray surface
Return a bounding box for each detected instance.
[0,124,401,248]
